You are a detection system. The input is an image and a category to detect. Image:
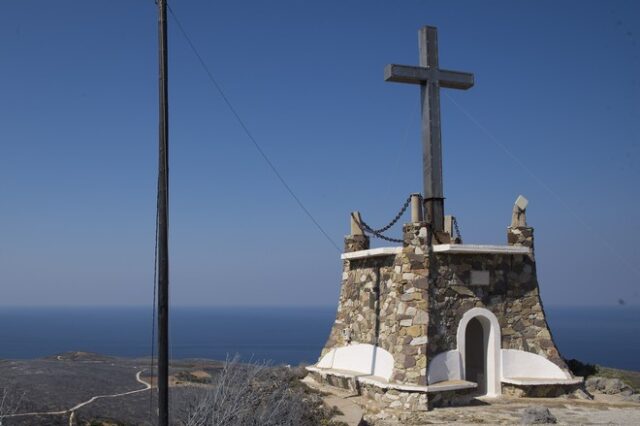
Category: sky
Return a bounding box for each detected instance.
[0,0,638,307]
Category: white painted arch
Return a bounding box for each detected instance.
[456,307,502,397]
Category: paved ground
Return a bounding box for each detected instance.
[404,396,640,425]
[303,376,640,425]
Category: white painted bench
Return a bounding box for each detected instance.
[315,343,394,380]
[309,343,477,393]
[427,348,583,389]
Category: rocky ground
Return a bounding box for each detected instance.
[305,369,640,425]
[368,396,640,425]
[0,352,222,425]
[0,352,344,425]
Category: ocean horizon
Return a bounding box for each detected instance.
[0,305,638,371]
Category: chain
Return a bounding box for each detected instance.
[350,195,417,243]
[352,213,404,243]
[353,197,462,245]
[368,195,413,234]
[453,216,462,242]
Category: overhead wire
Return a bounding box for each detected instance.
[166,4,341,253]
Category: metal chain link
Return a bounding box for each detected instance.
[453,216,462,242]
[350,194,418,243]
[352,213,404,243]
[368,195,413,234]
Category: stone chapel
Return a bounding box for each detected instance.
[306,26,582,420]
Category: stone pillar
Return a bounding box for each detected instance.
[403,222,430,251]
[508,195,534,250]
[344,234,370,253]
[507,226,534,249]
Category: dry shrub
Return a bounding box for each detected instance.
[172,357,341,426]
[0,386,26,425]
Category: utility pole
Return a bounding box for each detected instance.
[156,0,170,425]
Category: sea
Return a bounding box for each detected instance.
[0,306,638,371]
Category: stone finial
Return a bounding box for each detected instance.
[508,195,534,249]
[511,195,528,228]
[350,211,364,236]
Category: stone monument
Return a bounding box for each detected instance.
[306,26,582,421]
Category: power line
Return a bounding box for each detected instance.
[166,4,341,253]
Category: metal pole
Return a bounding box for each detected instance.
[157,0,170,425]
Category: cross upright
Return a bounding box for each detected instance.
[385,26,474,234]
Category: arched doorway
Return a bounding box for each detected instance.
[456,307,502,397]
[465,317,487,395]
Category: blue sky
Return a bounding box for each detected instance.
[0,0,638,307]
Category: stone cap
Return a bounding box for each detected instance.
[502,377,583,386]
[341,247,403,260]
[433,244,530,255]
[341,244,531,259]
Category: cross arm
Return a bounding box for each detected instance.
[384,64,474,90]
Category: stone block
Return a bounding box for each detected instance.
[410,336,428,346]
[450,285,475,297]
[406,325,422,337]
[414,310,428,325]
[413,277,428,289]
[520,406,557,424]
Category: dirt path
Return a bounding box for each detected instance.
[301,376,364,426]
[3,370,152,425]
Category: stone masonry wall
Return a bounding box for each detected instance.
[376,223,430,385]
[321,223,432,386]
[321,256,393,356]
[425,226,568,372]
[320,220,569,391]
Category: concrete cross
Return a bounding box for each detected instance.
[385,26,474,233]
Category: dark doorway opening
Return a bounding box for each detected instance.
[465,317,487,395]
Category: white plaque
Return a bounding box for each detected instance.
[470,270,490,286]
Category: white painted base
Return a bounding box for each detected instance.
[428,346,581,393]
[317,343,394,381]
[307,365,477,393]
[428,350,462,384]
[501,377,583,386]
[501,349,572,380]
